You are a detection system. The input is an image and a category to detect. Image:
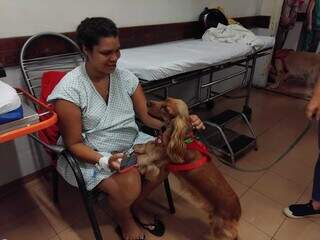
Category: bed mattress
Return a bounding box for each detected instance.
[117,36,274,81]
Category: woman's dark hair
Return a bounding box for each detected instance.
[76,17,118,51]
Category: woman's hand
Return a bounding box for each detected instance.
[189,114,205,130]
[108,153,124,171]
[306,96,320,120]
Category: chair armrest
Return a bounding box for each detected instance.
[29,133,65,154]
[60,149,88,191]
[30,133,90,191]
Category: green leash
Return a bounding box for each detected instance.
[197,120,313,173]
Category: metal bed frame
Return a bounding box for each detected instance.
[141,47,273,120]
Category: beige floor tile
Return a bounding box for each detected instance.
[0,187,39,231]
[274,218,320,240]
[224,175,249,197]
[0,208,56,240]
[270,154,314,187]
[238,219,272,240]
[49,236,61,240]
[240,189,285,236]
[160,213,209,240]
[252,172,306,206]
[58,224,119,240]
[218,160,265,187]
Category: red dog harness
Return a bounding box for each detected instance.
[166,138,210,172]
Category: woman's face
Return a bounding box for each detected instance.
[85,36,121,75]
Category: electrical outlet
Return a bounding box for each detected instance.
[0,63,6,78]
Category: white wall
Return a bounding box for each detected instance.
[0,0,210,38]
[208,0,259,17]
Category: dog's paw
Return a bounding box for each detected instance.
[145,165,160,182]
[133,144,145,153]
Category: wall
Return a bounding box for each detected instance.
[208,0,259,17]
[0,0,210,38]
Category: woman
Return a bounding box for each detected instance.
[48,17,204,240]
[284,80,320,218]
[274,0,304,51]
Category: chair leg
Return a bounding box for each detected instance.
[164,178,175,214]
[79,187,103,240]
[52,169,59,204]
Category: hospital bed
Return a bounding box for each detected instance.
[118,36,274,117]
[117,35,274,162]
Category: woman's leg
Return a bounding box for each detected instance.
[312,121,320,209]
[98,168,144,240]
[308,30,320,52]
[132,166,169,222]
[311,156,320,209]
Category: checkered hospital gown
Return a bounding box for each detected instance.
[47,64,154,190]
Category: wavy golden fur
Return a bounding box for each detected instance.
[140,97,241,240]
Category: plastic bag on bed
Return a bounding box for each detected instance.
[0,81,23,124]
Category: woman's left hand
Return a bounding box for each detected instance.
[189,114,205,130]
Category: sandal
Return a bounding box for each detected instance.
[115,225,146,240]
[133,215,165,237]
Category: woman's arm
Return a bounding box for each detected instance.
[54,99,122,170]
[55,99,103,163]
[132,85,205,130]
[132,84,164,129]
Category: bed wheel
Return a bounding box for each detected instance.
[242,106,252,121]
[206,101,215,110]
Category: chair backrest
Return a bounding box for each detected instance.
[20,32,84,100]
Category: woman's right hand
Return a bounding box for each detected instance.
[108,153,124,171]
[306,96,320,120]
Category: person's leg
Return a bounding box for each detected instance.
[98,168,144,240]
[311,121,320,209]
[311,157,320,208]
[274,26,289,51]
[132,166,169,219]
[283,122,320,218]
[308,30,320,52]
[297,23,314,51]
[130,166,169,237]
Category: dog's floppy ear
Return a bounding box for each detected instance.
[166,115,190,163]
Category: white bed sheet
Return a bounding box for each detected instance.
[117,36,274,81]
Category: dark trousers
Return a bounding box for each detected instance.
[274,25,289,51]
[312,124,320,201]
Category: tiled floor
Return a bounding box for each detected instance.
[1,89,320,240]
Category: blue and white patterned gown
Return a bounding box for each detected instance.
[47,64,153,190]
